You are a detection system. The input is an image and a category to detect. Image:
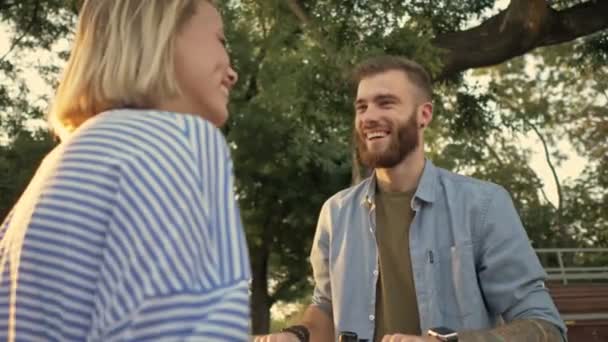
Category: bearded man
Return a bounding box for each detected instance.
[255,56,566,342]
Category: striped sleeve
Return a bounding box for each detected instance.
[193,119,251,284]
[91,115,251,341]
[103,281,250,341]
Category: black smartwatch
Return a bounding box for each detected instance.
[281,325,310,342]
[427,326,458,341]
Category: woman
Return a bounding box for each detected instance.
[0,0,251,340]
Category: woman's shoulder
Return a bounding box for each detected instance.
[65,108,230,170]
[90,109,222,139]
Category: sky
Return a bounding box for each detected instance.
[0,1,588,208]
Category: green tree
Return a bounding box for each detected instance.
[444,33,608,262]
[0,0,74,213]
[0,131,56,217]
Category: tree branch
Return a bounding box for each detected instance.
[0,31,27,63]
[540,0,608,46]
[598,68,608,104]
[496,98,563,212]
[482,138,505,168]
[286,0,310,26]
[521,116,570,245]
[434,0,608,79]
[540,186,557,210]
[0,1,40,65]
[284,0,608,80]
[284,0,337,58]
[0,0,17,13]
[530,121,561,211]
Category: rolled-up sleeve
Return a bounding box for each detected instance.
[476,186,567,339]
[309,201,333,317]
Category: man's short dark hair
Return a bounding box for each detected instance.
[352,55,433,101]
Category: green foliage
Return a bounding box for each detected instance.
[223,1,355,308]
[466,38,608,248]
[0,1,77,50]
[0,131,56,217]
[0,0,74,214]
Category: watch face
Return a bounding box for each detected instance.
[430,326,456,335]
[428,326,458,341]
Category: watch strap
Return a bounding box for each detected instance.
[281,325,310,342]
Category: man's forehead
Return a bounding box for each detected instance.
[355,90,398,102]
[356,71,411,101]
[356,82,405,102]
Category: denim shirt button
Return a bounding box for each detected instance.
[373,270,378,276]
[369,315,375,321]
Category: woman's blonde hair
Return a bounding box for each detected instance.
[1,1,211,340]
[49,0,211,139]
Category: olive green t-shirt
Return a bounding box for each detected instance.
[374,188,421,341]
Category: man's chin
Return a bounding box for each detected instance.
[365,142,391,155]
[361,153,392,168]
[366,137,390,148]
[360,148,414,169]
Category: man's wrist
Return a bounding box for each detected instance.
[281,325,310,342]
[427,326,458,341]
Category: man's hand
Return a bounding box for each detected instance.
[458,318,564,342]
[381,334,439,342]
[252,332,300,342]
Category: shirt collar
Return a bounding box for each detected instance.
[414,159,437,203]
[360,159,437,208]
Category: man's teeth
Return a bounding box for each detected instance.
[367,132,388,139]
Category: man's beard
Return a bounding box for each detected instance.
[355,113,420,169]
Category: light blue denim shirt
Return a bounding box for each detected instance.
[309,159,566,341]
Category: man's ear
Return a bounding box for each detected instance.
[419,102,433,128]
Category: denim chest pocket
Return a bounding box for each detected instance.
[435,242,481,322]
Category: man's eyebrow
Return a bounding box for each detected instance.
[354,93,400,106]
[354,98,366,106]
[373,94,400,103]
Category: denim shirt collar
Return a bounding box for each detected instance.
[360,159,437,209]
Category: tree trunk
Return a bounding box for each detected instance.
[250,244,272,334]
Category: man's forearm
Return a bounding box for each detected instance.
[459,319,563,342]
[300,304,334,342]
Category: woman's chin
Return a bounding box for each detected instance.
[197,104,229,127]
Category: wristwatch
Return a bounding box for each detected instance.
[427,326,458,341]
[281,325,310,342]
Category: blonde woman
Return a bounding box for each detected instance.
[0,0,251,340]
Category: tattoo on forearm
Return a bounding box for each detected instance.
[458,319,562,342]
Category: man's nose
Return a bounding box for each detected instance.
[358,115,382,131]
[360,107,383,123]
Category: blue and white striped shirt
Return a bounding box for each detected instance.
[0,109,251,341]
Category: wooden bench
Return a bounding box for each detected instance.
[548,283,608,315]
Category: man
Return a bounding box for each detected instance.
[256,56,566,342]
